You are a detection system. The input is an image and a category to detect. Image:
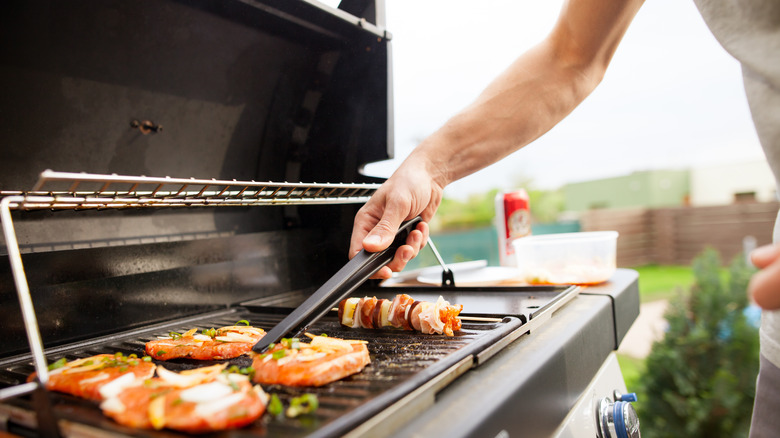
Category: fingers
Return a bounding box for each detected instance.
[361,201,410,253]
[748,259,780,310]
[349,206,379,259]
[750,244,780,269]
[370,223,429,279]
[748,243,780,310]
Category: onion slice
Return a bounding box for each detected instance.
[97,372,138,399]
[180,382,233,403]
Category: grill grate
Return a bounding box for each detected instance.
[0,306,523,437]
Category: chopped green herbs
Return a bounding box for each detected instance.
[156,350,167,356]
[236,319,250,326]
[272,349,287,360]
[202,328,217,338]
[286,394,319,418]
[47,358,67,371]
[169,331,183,340]
[224,365,256,380]
[268,394,283,416]
[281,338,301,350]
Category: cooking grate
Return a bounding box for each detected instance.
[0,170,382,399]
[0,306,524,438]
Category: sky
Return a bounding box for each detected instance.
[357,0,766,199]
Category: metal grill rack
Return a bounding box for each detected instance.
[0,170,380,405]
[0,169,381,210]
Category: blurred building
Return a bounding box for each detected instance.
[562,160,776,213]
[689,160,776,205]
[562,169,689,212]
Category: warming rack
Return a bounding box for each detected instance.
[0,170,381,407]
[0,169,381,210]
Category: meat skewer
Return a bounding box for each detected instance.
[337,294,464,336]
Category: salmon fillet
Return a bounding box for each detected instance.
[29,353,156,401]
[100,364,267,433]
[145,325,265,361]
[252,334,370,387]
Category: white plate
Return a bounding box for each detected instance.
[390,260,488,283]
[417,265,520,286]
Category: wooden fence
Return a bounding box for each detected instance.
[580,202,779,267]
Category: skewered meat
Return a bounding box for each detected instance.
[339,294,463,336]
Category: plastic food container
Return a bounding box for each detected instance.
[512,231,618,285]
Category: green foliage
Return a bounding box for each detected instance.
[527,188,564,224]
[618,353,645,394]
[433,189,500,231]
[433,186,565,232]
[638,248,759,438]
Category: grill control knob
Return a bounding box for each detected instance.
[596,393,640,438]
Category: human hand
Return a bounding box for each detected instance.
[748,243,780,310]
[349,160,443,279]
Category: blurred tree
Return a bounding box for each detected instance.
[434,186,565,232]
[527,188,565,224]
[639,248,759,437]
[432,189,499,231]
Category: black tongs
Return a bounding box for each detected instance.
[252,217,422,353]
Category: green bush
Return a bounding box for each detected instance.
[639,248,759,437]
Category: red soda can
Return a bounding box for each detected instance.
[495,189,531,266]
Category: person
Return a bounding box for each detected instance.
[348,0,780,436]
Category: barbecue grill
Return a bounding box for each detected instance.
[0,1,641,437]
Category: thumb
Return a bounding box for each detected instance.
[363,205,408,253]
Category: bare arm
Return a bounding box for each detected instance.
[351,0,645,277]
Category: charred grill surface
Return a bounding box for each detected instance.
[0,307,523,437]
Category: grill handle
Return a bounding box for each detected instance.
[252,216,423,353]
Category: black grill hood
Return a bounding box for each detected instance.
[0,0,393,357]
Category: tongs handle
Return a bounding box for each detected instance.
[252,217,423,353]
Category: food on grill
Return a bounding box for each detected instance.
[338,294,463,336]
[100,364,267,433]
[29,353,156,401]
[252,334,370,387]
[145,323,265,361]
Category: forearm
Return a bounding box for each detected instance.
[406,0,643,188]
[415,44,602,187]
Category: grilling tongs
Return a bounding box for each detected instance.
[252,216,422,353]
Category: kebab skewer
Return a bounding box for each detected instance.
[337,294,464,336]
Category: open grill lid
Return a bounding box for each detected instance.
[0,0,394,363]
[0,0,393,191]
